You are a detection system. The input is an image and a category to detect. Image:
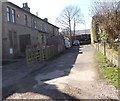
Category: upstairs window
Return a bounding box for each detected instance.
[12,9,15,23]
[7,7,10,22]
[42,22,45,31]
[41,34,44,43]
[24,15,27,25]
[33,20,37,28]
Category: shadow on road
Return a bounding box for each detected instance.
[3,46,82,100]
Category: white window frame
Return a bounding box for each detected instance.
[24,15,27,25]
[12,9,15,23]
[7,7,10,22]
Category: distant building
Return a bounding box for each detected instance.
[72,29,91,44]
[0,1,59,59]
[60,29,91,45]
[74,29,90,35]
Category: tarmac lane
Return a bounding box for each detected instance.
[3,45,119,100]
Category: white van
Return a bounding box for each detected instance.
[64,37,71,49]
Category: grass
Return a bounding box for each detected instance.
[95,51,120,90]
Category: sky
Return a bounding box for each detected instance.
[8,0,92,30]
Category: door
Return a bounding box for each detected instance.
[19,34,31,55]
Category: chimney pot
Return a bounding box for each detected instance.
[44,18,48,22]
[22,3,30,12]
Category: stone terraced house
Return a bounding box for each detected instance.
[0,1,59,60]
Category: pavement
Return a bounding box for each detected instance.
[2,58,47,99]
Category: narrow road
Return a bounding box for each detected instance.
[5,45,118,100]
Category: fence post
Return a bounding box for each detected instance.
[103,42,106,56]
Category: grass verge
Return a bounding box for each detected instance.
[95,51,120,90]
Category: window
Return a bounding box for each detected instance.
[41,34,44,43]
[7,7,10,22]
[12,9,15,23]
[40,21,42,30]
[24,15,27,25]
[44,23,47,32]
[42,22,45,31]
[33,20,37,28]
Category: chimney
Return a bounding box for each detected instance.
[36,12,38,16]
[43,18,48,22]
[22,3,30,12]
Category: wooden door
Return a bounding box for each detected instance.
[19,34,31,54]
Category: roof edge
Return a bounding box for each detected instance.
[4,1,59,29]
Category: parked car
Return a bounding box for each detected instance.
[73,40,80,46]
[64,37,71,49]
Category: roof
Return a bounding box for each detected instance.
[4,1,59,29]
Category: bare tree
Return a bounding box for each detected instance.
[90,0,120,50]
[56,5,83,39]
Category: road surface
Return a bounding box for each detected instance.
[4,45,118,100]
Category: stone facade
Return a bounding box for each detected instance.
[1,2,59,59]
[0,1,2,60]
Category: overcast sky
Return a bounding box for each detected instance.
[8,0,92,30]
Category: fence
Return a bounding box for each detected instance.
[93,43,119,67]
[26,44,65,67]
[26,46,43,67]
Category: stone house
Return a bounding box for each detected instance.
[0,1,59,60]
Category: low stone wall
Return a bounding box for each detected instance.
[93,43,119,68]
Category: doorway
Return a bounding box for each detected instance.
[19,34,31,55]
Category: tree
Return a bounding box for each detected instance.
[56,5,83,39]
[90,0,120,50]
[91,16,100,43]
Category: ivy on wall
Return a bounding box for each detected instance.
[91,17,99,43]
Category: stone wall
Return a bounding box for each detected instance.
[93,43,119,68]
[0,1,2,60]
[2,2,59,59]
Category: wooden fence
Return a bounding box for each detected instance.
[26,44,65,67]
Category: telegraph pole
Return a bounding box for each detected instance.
[84,21,86,35]
[74,18,76,40]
